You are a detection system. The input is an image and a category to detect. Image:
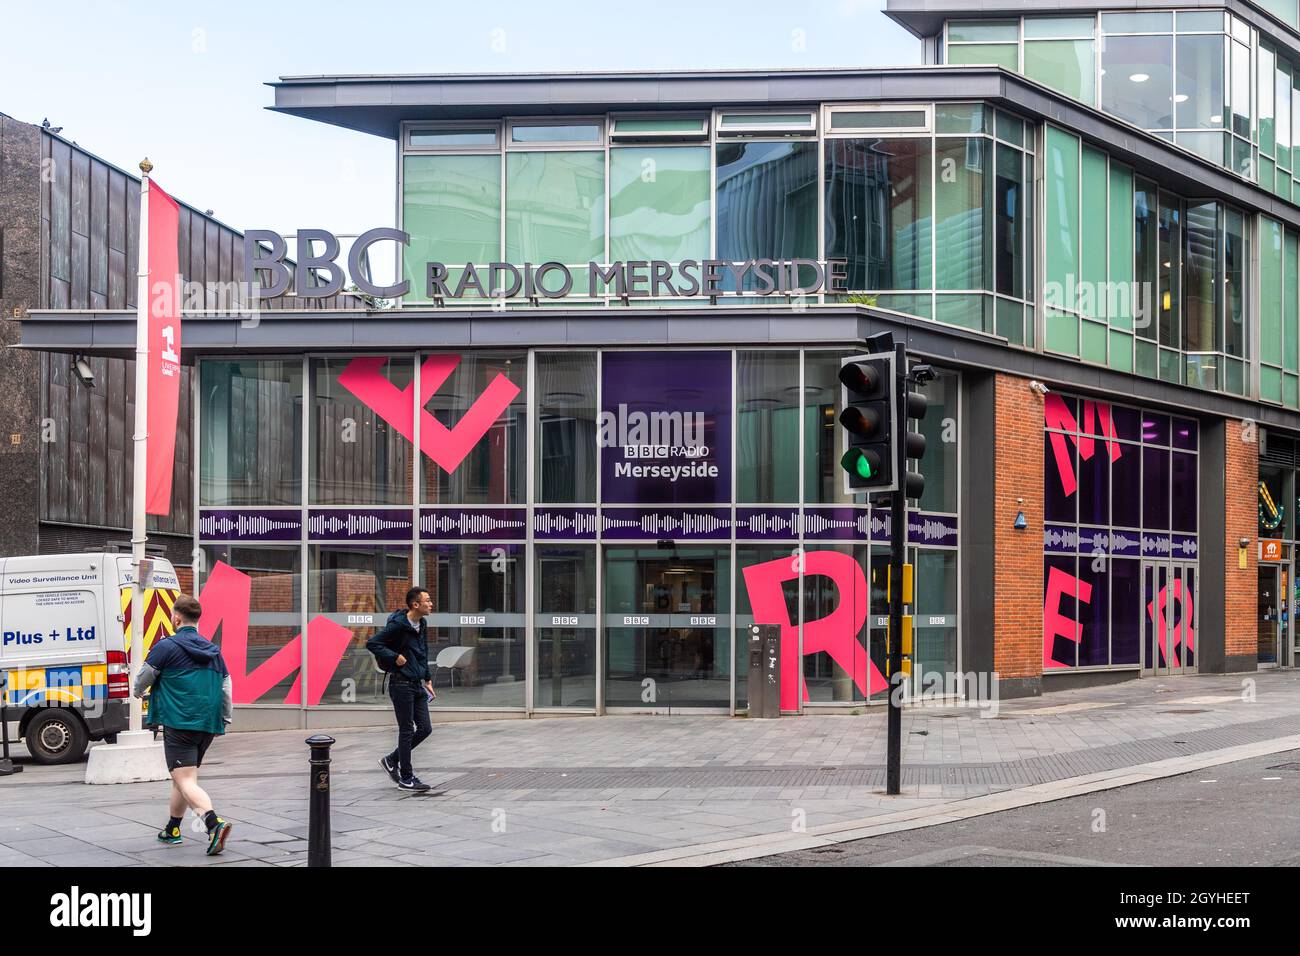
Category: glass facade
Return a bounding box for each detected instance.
[1043,124,1249,394]
[1043,393,1199,670]
[196,352,961,713]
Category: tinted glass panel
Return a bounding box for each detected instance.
[716,141,818,289]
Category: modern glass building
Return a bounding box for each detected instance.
[18,1,1300,729]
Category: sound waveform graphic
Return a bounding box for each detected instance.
[1109,531,1140,553]
[421,512,526,536]
[911,518,953,542]
[803,512,873,536]
[199,513,299,537]
[533,511,599,536]
[1174,537,1198,557]
[601,511,730,535]
[739,512,798,535]
[309,513,412,537]
[1142,534,1172,555]
[1043,527,1080,549]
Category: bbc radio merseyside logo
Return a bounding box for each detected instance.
[597,403,718,483]
[50,886,151,936]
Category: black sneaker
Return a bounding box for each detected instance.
[157,823,182,845]
[379,755,400,784]
[397,776,431,792]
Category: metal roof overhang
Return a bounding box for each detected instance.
[267,65,1300,229]
[17,304,1300,430]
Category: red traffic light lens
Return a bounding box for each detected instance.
[839,406,883,437]
[838,362,880,394]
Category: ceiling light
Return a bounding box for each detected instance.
[1174,93,1189,103]
[1130,73,1150,83]
[1210,114,1222,123]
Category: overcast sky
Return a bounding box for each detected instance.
[2,0,919,280]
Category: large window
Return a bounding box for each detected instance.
[310,357,413,505]
[715,140,818,290]
[608,146,710,261]
[1043,395,1198,669]
[200,359,302,506]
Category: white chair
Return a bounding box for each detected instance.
[433,645,476,688]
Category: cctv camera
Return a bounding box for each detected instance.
[1029,380,1049,395]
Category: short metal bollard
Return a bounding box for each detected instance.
[306,734,336,868]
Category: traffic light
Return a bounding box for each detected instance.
[901,373,930,500]
[838,352,895,493]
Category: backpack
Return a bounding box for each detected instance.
[367,620,409,673]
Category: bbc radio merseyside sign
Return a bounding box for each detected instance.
[600,351,731,504]
[244,229,850,301]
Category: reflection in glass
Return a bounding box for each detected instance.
[604,546,731,708]
[535,546,597,708]
[609,146,710,262]
[200,359,302,506]
[1101,35,1174,130]
[824,137,932,291]
[310,546,411,706]
[421,544,525,708]
[737,351,801,503]
[311,357,413,505]
[536,352,596,503]
[715,141,818,289]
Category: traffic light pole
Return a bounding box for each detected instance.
[886,342,906,796]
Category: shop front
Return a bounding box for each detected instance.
[196,347,961,722]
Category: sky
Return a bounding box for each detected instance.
[1,0,919,281]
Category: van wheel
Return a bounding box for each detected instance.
[25,710,90,765]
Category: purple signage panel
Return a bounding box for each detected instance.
[533,508,599,540]
[803,508,874,541]
[1141,532,1173,557]
[600,508,731,540]
[198,509,302,542]
[1109,530,1141,556]
[307,508,414,542]
[600,351,731,505]
[419,508,527,541]
[1078,526,1110,555]
[1172,534,1198,559]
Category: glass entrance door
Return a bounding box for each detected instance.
[1258,565,1281,667]
[603,546,731,710]
[1143,561,1196,675]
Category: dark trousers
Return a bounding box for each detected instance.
[387,676,432,779]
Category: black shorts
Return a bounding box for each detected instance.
[163,728,215,770]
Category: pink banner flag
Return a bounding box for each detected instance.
[144,181,181,515]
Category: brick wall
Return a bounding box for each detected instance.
[993,373,1045,681]
[1224,420,1258,661]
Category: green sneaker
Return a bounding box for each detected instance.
[205,818,232,856]
[157,823,182,845]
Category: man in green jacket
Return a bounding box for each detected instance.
[133,593,234,856]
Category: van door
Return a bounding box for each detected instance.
[0,559,104,705]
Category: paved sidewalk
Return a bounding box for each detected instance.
[1,671,1297,867]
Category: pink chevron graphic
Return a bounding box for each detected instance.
[1044,394,1122,498]
[337,354,520,473]
[197,561,353,705]
[743,550,887,710]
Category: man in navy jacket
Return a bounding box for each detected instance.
[366,586,436,791]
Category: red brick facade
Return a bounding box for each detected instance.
[1224,419,1258,661]
[993,373,1044,682]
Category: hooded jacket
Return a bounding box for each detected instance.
[366,609,431,682]
[133,625,232,734]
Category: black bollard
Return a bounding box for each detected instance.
[306,734,335,868]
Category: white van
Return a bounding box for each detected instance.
[0,553,180,764]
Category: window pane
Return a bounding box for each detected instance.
[1261,46,1277,156]
[1025,16,1095,39]
[505,151,606,264]
[1171,452,1198,531]
[1183,201,1219,353]
[1081,146,1108,319]
[410,128,496,147]
[1101,12,1172,33]
[1142,446,1170,529]
[1045,127,1080,312]
[1025,40,1096,102]
[715,141,818,289]
[422,544,526,708]
[737,351,801,503]
[612,117,704,134]
[609,146,710,261]
[829,110,928,130]
[1261,217,1284,366]
[1176,34,1225,130]
[1225,208,1247,358]
[535,546,597,709]
[311,358,412,505]
[510,123,600,143]
[1108,164,1134,330]
[423,351,527,505]
[1112,440,1141,526]
[1101,35,1174,129]
[934,137,987,290]
[824,137,932,291]
[947,19,1018,42]
[1178,11,1226,32]
[1158,199,1181,348]
[1134,179,1159,339]
[718,112,813,128]
[1256,0,1299,28]
[913,369,959,513]
[201,359,302,506]
[995,143,1025,299]
[403,154,501,299]
[536,352,596,503]
[1230,40,1251,139]
[947,43,1018,70]
[1110,558,1141,664]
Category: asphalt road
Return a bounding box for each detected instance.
[731,750,1300,866]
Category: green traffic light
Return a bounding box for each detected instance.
[841,447,879,480]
